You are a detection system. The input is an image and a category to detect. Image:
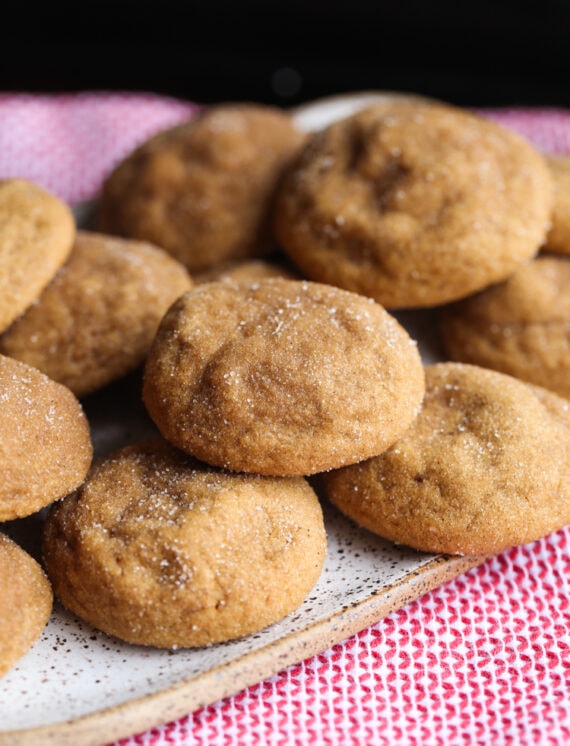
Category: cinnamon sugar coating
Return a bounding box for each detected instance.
[321,363,570,556]
[42,438,327,648]
[0,230,193,397]
[0,178,75,332]
[0,354,93,521]
[440,255,570,399]
[274,100,553,309]
[142,278,425,476]
[98,103,306,273]
[0,533,53,678]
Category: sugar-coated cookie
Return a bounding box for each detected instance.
[142,278,425,476]
[0,178,75,332]
[544,154,570,254]
[320,363,570,556]
[0,533,53,678]
[0,354,93,521]
[42,438,327,648]
[98,103,306,273]
[274,100,553,308]
[439,255,570,399]
[0,230,193,398]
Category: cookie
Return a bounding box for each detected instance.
[98,103,306,273]
[142,278,425,476]
[0,533,53,678]
[0,354,93,521]
[273,100,553,309]
[320,362,570,556]
[42,438,327,648]
[544,154,570,254]
[0,230,193,398]
[439,254,570,399]
[0,178,75,332]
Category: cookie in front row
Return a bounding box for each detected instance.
[142,278,425,476]
[439,254,570,399]
[0,230,193,398]
[0,533,53,678]
[42,438,327,649]
[320,363,570,556]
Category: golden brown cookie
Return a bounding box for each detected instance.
[0,533,53,678]
[544,154,570,254]
[0,230,193,398]
[42,438,327,648]
[142,278,425,476]
[98,103,306,273]
[320,362,570,556]
[439,254,570,399]
[0,178,75,333]
[274,100,553,309]
[0,354,93,521]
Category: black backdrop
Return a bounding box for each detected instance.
[2,0,570,109]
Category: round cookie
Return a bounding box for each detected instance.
[320,362,570,556]
[0,354,93,521]
[544,154,570,254]
[98,103,306,273]
[0,533,53,678]
[0,230,193,398]
[273,100,553,309]
[0,178,75,332]
[42,438,327,648]
[439,254,570,399]
[142,278,425,476]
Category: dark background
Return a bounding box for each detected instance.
[2,0,570,109]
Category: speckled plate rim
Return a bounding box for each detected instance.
[0,552,486,746]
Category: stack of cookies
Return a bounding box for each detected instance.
[2,97,570,671]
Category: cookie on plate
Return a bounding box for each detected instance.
[42,438,327,648]
[0,533,53,678]
[439,254,570,399]
[544,154,570,255]
[98,103,306,273]
[0,354,93,521]
[142,278,425,476]
[0,230,193,398]
[0,178,75,333]
[320,362,570,556]
[274,100,553,309]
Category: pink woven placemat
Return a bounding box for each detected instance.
[1,92,570,746]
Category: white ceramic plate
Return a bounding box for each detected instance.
[290,89,438,132]
[0,92,484,746]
